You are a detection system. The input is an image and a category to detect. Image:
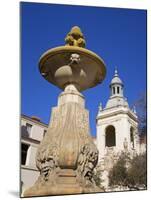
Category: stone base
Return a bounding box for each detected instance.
[24,183,82,197]
[23,169,102,197]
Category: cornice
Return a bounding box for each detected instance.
[21,114,48,128]
[97,108,138,122]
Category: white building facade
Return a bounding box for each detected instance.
[21,115,48,193]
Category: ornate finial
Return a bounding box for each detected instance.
[97,102,103,115]
[133,106,137,114]
[99,102,103,110]
[114,67,118,77]
[65,26,86,48]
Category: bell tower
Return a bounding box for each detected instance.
[96,69,139,164]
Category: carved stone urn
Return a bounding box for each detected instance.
[23,26,106,197]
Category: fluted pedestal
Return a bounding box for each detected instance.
[24,86,100,197]
[23,26,106,197]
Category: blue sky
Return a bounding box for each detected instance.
[21,2,146,136]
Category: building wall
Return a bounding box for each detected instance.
[21,166,39,193]
[139,143,147,154]
[97,108,139,162]
[21,117,47,141]
[26,145,38,167]
[21,115,48,192]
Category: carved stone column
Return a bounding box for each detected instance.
[23,26,106,197]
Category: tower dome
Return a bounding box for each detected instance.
[109,69,124,97]
[110,69,123,85]
[105,68,129,109]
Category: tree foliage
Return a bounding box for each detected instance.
[93,166,104,189]
[108,153,129,187]
[108,152,147,190]
[127,153,147,189]
[134,92,147,136]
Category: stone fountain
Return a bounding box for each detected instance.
[23,26,106,197]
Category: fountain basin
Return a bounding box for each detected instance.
[39,46,106,91]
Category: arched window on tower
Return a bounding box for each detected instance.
[105,125,116,147]
[113,87,115,95]
[130,127,134,149]
[117,86,120,94]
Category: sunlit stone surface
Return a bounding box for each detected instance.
[24,26,106,197]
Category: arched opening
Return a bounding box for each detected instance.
[117,86,120,94]
[113,87,115,95]
[130,127,134,149]
[105,125,116,147]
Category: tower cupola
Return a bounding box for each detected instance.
[110,69,123,97]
